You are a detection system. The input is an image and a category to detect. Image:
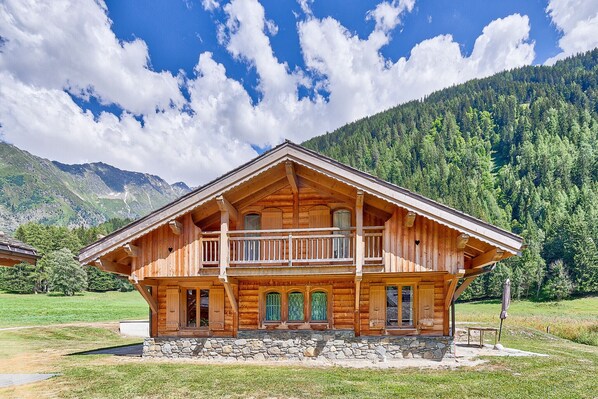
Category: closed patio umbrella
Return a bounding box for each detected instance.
[498,278,511,341]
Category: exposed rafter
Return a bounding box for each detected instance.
[95,258,130,276]
[457,233,470,249]
[404,211,416,228]
[169,220,182,235]
[123,243,139,258]
[472,248,505,269]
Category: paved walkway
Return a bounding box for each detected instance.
[0,374,57,388]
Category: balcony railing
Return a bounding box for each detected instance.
[200,227,384,267]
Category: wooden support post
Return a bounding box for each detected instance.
[123,243,139,257]
[472,248,505,269]
[132,281,158,313]
[445,269,465,310]
[355,190,364,278]
[216,195,238,223]
[219,208,229,279]
[169,220,182,235]
[454,276,476,300]
[404,211,416,228]
[354,276,361,336]
[457,234,470,249]
[95,258,130,276]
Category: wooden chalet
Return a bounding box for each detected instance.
[0,231,38,267]
[79,142,523,342]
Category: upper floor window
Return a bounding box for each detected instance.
[244,213,261,261]
[333,209,351,259]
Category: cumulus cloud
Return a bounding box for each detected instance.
[545,0,598,64]
[0,0,537,186]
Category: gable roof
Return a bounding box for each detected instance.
[79,141,524,264]
[0,231,39,264]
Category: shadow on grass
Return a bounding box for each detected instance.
[69,343,143,357]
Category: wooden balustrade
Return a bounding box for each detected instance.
[200,227,384,268]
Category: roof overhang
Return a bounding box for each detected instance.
[79,142,524,265]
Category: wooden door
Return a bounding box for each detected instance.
[418,283,435,328]
[369,284,385,330]
[209,287,225,331]
[165,286,180,331]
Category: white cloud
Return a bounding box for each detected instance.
[545,0,598,64]
[0,0,537,187]
[201,0,220,11]
[366,0,415,32]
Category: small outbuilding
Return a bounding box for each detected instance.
[0,231,39,267]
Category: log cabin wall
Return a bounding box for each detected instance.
[132,214,203,279]
[155,278,235,337]
[359,275,447,336]
[383,208,464,273]
[238,278,355,330]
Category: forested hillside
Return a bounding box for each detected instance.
[304,50,598,300]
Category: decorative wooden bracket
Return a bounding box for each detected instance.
[219,275,238,314]
[132,281,158,313]
[216,195,238,223]
[404,211,416,228]
[472,248,505,269]
[169,220,183,235]
[445,269,465,310]
[453,276,476,301]
[123,243,139,257]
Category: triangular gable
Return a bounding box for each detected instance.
[79,141,523,264]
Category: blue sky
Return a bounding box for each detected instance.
[0,0,596,185]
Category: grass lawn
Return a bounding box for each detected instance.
[0,292,596,398]
[0,291,148,327]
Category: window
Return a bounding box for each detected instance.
[186,289,210,328]
[288,292,304,321]
[386,285,414,328]
[333,209,351,259]
[310,291,328,321]
[265,292,281,321]
[244,213,260,261]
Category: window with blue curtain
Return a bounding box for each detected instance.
[310,291,327,321]
[288,292,304,321]
[265,292,281,321]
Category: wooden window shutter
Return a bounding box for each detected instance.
[165,286,180,331]
[369,284,385,330]
[418,283,435,329]
[209,287,225,331]
[262,208,283,230]
[308,205,331,228]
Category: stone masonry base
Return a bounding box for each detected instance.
[143,331,454,362]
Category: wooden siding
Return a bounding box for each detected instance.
[133,213,202,279]
[383,208,464,273]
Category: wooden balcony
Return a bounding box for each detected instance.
[199,227,384,274]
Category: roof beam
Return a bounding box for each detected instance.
[234,177,289,211]
[404,211,416,228]
[95,258,130,276]
[471,248,505,269]
[285,161,298,194]
[123,243,139,258]
[169,220,182,236]
[298,175,356,206]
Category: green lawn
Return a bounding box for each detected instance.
[0,293,596,398]
[0,290,148,327]
[457,296,598,346]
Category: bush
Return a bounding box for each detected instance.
[542,260,574,301]
[44,248,87,296]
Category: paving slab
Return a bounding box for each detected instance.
[0,374,57,388]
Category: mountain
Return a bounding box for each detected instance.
[0,142,191,232]
[304,49,598,300]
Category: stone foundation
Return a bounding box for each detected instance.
[143,331,454,362]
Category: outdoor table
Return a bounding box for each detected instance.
[467,327,498,347]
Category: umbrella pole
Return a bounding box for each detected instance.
[499,318,504,342]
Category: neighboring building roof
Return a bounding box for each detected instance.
[0,231,39,265]
[79,141,524,264]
